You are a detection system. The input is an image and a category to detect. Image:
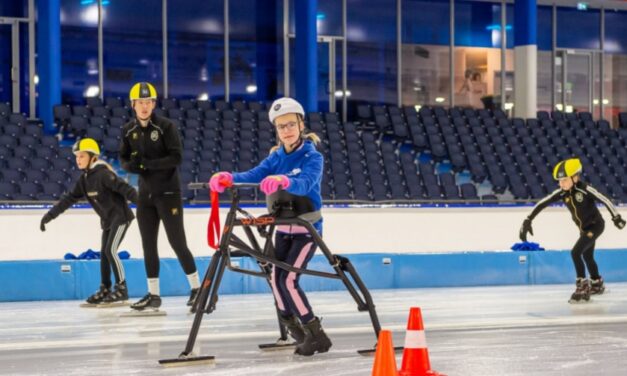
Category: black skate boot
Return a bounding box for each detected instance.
[101,281,129,306]
[569,278,591,303]
[83,284,110,306]
[187,288,200,307]
[279,315,306,344]
[294,317,332,356]
[590,277,605,295]
[131,293,162,311]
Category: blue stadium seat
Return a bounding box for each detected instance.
[105,97,123,108]
[46,170,70,185]
[460,183,479,201]
[197,100,213,111]
[73,105,91,117]
[0,170,24,184]
[112,107,131,119]
[86,97,104,108]
[91,107,110,119]
[0,182,17,199]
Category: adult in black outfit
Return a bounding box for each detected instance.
[119,82,200,311]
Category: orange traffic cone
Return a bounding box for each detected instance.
[371,329,399,376]
[399,307,445,376]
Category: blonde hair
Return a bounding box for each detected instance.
[270,114,320,153]
[90,156,115,172]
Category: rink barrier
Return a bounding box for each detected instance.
[2,249,627,302]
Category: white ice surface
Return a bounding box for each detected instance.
[2,283,627,375]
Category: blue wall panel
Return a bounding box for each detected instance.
[2,250,627,302]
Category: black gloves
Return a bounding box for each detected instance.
[128,152,145,173]
[40,213,53,232]
[519,218,533,242]
[613,215,626,230]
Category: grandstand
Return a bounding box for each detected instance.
[1,96,627,204]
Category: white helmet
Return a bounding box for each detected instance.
[268,97,305,124]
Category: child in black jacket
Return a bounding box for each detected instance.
[40,138,138,306]
[520,158,625,303]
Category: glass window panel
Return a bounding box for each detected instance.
[401,0,450,107]
[230,0,282,101]
[346,0,397,105]
[537,6,553,51]
[556,7,600,50]
[60,0,99,104]
[537,51,553,112]
[317,0,342,37]
[103,1,163,98]
[455,1,507,109]
[454,47,502,109]
[603,54,627,125]
[455,1,503,48]
[0,0,26,18]
[602,10,627,125]
[605,10,627,54]
[0,25,12,104]
[169,1,224,100]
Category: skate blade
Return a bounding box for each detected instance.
[159,355,215,367]
[568,298,591,304]
[96,301,130,308]
[358,346,403,357]
[258,340,296,351]
[119,309,167,317]
[79,303,99,308]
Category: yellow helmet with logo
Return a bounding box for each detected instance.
[553,158,582,180]
[129,82,158,101]
[72,138,101,156]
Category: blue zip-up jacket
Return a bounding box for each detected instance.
[232,140,323,232]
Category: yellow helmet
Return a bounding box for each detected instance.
[72,138,101,156]
[553,158,582,180]
[129,82,158,101]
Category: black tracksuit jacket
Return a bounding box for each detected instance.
[527,181,619,232]
[119,114,182,196]
[47,162,138,230]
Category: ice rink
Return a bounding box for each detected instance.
[2,283,627,375]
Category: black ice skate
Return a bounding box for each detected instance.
[131,293,162,311]
[80,284,110,308]
[100,281,129,307]
[279,314,305,344]
[294,317,332,356]
[568,278,591,303]
[187,288,200,307]
[119,293,166,317]
[590,277,605,295]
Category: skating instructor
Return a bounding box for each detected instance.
[119,82,200,312]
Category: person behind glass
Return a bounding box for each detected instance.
[519,158,625,303]
[119,82,200,312]
[209,97,331,356]
[40,138,137,306]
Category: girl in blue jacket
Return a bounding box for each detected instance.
[210,97,331,356]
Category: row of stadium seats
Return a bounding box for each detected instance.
[357,104,627,202]
[2,99,627,204]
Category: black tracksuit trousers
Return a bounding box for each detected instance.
[136,193,197,279]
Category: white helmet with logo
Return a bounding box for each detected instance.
[268,97,305,124]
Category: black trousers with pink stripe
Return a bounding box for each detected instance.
[271,232,317,324]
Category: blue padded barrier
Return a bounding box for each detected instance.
[2,250,627,302]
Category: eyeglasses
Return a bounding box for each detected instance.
[275,121,299,132]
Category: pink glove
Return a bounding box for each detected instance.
[209,172,233,193]
[260,175,291,195]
